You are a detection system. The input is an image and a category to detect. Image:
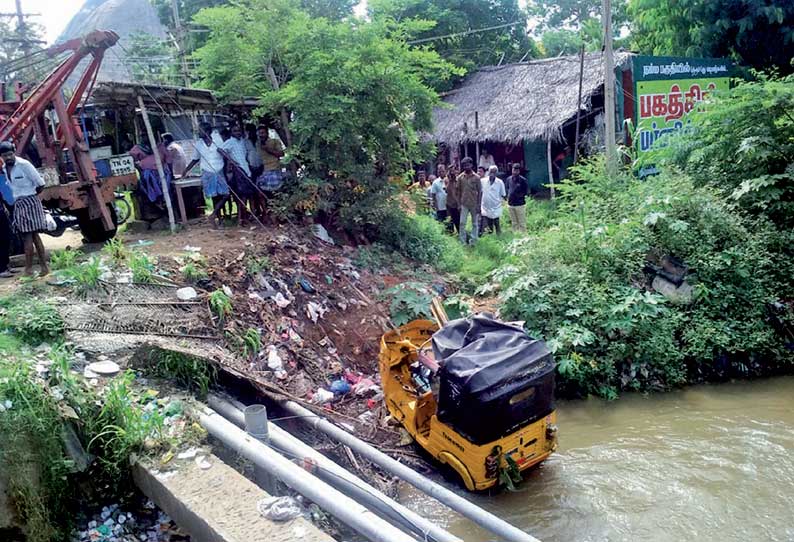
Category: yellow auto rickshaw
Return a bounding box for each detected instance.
[379,314,558,491]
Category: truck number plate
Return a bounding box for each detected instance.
[108,155,135,176]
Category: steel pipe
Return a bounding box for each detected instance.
[198,408,416,542]
[207,394,462,542]
[281,400,541,542]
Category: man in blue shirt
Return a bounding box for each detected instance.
[0,161,16,278]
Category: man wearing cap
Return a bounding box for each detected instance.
[0,141,48,276]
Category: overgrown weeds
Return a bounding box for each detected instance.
[140,348,217,397]
[86,371,165,483]
[102,237,130,266]
[209,289,232,322]
[245,255,271,275]
[0,295,64,345]
[384,282,433,326]
[0,360,74,542]
[49,248,82,271]
[129,251,156,283]
[55,256,102,292]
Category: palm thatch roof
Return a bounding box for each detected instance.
[433,51,632,145]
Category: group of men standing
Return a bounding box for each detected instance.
[428,156,529,244]
[129,121,285,227]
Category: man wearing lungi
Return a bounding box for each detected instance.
[0,141,49,276]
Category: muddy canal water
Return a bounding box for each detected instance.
[404,376,794,541]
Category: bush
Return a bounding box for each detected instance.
[0,296,64,345]
[497,158,794,398]
[374,206,461,265]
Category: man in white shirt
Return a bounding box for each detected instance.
[182,122,230,227]
[478,149,496,170]
[480,165,505,235]
[0,141,48,275]
[429,172,447,223]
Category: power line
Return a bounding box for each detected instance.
[407,21,523,45]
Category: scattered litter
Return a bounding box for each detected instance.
[183,245,202,252]
[74,502,183,542]
[312,388,335,404]
[0,400,12,412]
[177,448,198,460]
[357,411,375,425]
[398,427,414,446]
[330,379,351,395]
[298,277,316,294]
[352,378,380,396]
[266,345,284,371]
[195,455,213,470]
[288,328,304,347]
[222,284,233,297]
[257,496,302,522]
[306,302,327,323]
[176,287,198,301]
[164,401,183,417]
[272,292,291,308]
[135,240,154,247]
[312,224,335,245]
[86,360,121,377]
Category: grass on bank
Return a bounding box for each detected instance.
[0,292,171,542]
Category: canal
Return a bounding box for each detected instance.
[404,376,794,541]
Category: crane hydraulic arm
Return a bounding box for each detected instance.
[0,30,120,230]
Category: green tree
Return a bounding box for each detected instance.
[629,0,794,74]
[193,0,459,232]
[299,0,357,19]
[368,0,537,80]
[529,0,628,57]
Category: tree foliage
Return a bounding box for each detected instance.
[528,0,628,57]
[368,0,536,81]
[629,0,794,74]
[649,74,794,228]
[193,0,459,232]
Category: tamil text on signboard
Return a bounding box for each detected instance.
[633,57,733,169]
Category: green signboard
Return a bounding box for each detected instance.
[633,56,734,166]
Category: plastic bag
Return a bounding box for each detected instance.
[257,496,302,522]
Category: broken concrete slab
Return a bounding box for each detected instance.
[133,453,335,542]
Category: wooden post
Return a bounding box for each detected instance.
[602,0,617,171]
[474,111,480,167]
[547,139,555,199]
[137,94,176,233]
[573,44,585,164]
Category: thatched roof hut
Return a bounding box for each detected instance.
[433,51,633,145]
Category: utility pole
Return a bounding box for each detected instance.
[171,0,191,88]
[602,0,617,170]
[14,0,32,56]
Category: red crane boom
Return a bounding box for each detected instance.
[0,30,121,230]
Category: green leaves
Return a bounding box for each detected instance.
[385,282,433,327]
